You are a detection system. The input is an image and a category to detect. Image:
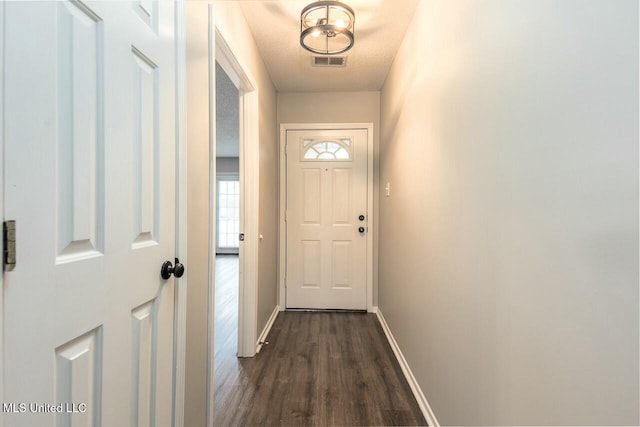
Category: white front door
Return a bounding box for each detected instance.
[3,2,177,426]
[286,129,368,310]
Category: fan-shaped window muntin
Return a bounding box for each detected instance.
[302,138,352,161]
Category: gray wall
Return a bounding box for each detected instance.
[185,3,210,425]
[278,91,381,304]
[215,62,240,158]
[216,157,239,175]
[379,0,639,425]
[257,70,278,331]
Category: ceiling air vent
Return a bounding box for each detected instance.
[312,56,347,68]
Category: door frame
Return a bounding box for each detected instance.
[173,1,188,426]
[0,1,5,417]
[278,123,375,312]
[212,9,260,360]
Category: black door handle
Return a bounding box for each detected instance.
[161,257,185,280]
[358,226,365,233]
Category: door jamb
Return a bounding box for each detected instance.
[0,2,5,420]
[278,123,375,312]
[173,1,187,426]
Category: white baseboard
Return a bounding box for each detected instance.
[375,307,440,427]
[255,305,279,353]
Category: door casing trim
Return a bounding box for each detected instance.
[173,2,187,427]
[278,123,375,313]
[0,2,6,420]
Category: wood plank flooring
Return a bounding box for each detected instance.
[214,255,239,363]
[213,256,426,427]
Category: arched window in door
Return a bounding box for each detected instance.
[301,138,352,161]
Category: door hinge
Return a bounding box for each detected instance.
[284,210,287,222]
[4,220,16,272]
[239,233,245,242]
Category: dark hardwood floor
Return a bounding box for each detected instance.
[213,256,426,427]
[214,255,239,363]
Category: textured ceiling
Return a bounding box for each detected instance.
[216,62,240,157]
[240,0,420,92]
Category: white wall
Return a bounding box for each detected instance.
[278,91,381,304]
[379,0,639,425]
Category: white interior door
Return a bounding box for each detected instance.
[3,1,177,426]
[286,129,368,310]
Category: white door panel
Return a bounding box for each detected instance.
[3,2,176,426]
[286,129,368,309]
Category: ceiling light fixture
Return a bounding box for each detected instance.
[300,1,355,55]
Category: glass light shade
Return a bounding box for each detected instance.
[300,1,355,55]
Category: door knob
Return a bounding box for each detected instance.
[161,257,185,280]
[358,215,365,221]
[358,226,365,233]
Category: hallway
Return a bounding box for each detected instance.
[213,258,425,426]
[1,1,636,426]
